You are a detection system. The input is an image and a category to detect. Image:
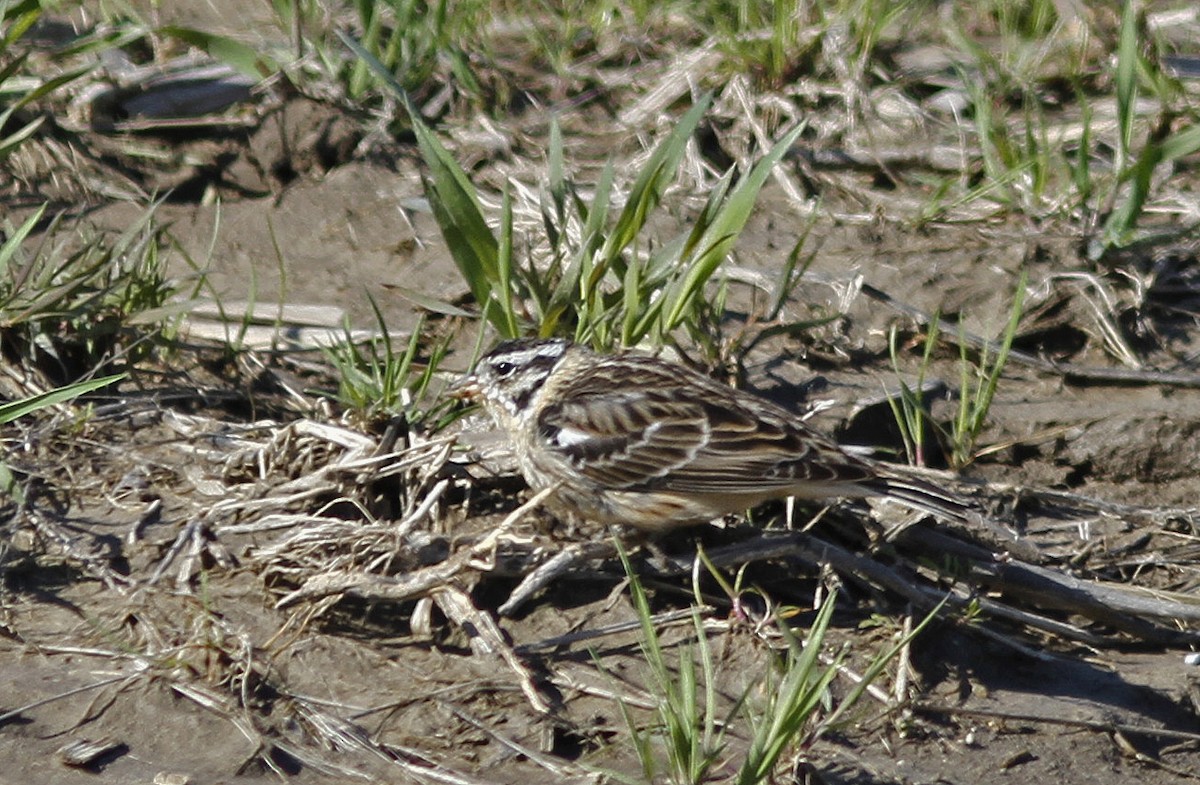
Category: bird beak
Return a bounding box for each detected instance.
[446,374,481,401]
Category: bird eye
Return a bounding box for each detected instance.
[492,361,516,377]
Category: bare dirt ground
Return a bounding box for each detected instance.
[5,4,1200,785]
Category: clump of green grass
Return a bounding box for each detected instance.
[1094,0,1200,256]
[0,1,98,161]
[706,0,911,92]
[712,0,811,86]
[603,544,941,784]
[918,0,1086,226]
[320,303,453,427]
[612,545,731,784]
[0,196,184,516]
[930,0,1200,250]
[268,0,486,112]
[888,271,1026,470]
[886,321,938,468]
[1,203,178,384]
[445,102,800,352]
[345,30,803,354]
[947,272,1025,468]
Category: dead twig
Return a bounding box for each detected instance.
[432,586,550,714]
[274,484,558,608]
[499,539,618,617]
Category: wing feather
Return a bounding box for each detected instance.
[535,358,875,493]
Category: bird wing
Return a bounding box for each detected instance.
[536,377,874,494]
[536,394,711,488]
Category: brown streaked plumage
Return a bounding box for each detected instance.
[453,338,972,533]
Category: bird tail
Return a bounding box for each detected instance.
[860,468,979,523]
[859,467,1033,559]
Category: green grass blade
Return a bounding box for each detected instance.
[338,30,505,331]
[1070,90,1093,203]
[386,285,476,317]
[411,106,501,299]
[972,269,1026,430]
[1159,123,1200,163]
[546,162,614,336]
[0,51,30,99]
[52,24,148,60]
[160,26,273,78]
[422,172,502,319]
[619,253,646,346]
[1113,0,1138,175]
[1103,137,1161,247]
[598,95,712,264]
[1101,2,1200,249]
[578,160,613,258]
[816,596,950,736]
[547,117,566,223]
[0,203,44,279]
[0,374,125,425]
[496,186,520,337]
[662,123,803,332]
[679,167,735,262]
[349,0,383,96]
[2,61,93,120]
[1,2,40,49]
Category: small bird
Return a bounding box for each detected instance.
[452,337,974,533]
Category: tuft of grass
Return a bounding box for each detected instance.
[713,0,909,91]
[886,272,1026,470]
[713,0,809,87]
[0,1,95,161]
[974,88,1055,217]
[1095,0,1200,256]
[925,0,1200,244]
[270,0,486,112]
[917,58,1070,226]
[0,199,166,508]
[941,0,1069,98]
[606,544,940,785]
[344,30,803,353]
[948,270,1025,468]
[886,320,938,468]
[320,303,452,427]
[610,544,732,785]
[0,202,178,383]
[733,597,841,785]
